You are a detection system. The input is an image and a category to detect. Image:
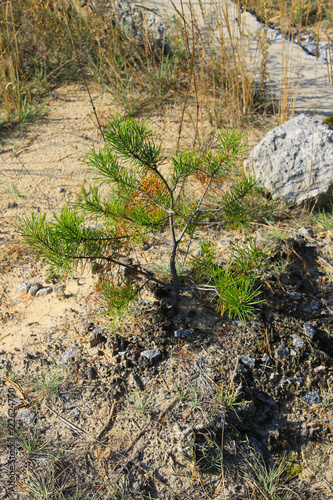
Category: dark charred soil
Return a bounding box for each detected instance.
[1,233,333,499]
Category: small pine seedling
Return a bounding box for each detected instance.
[19,117,262,320]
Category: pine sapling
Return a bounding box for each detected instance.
[19,116,262,318]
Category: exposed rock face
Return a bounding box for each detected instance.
[244,114,333,206]
[63,0,166,47]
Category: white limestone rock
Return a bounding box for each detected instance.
[244,114,333,206]
[68,0,166,47]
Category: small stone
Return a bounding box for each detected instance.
[293,376,304,386]
[276,345,290,358]
[57,347,78,365]
[302,392,322,406]
[35,286,53,297]
[314,365,326,372]
[289,292,302,301]
[239,355,255,369]
[293,337,305,348]
[89,327,107,348]
[303,323,316,340]
[15,282,31,293]
[71,409,80,419]
[117,351,127,357]
[140,348,161,360]
[54,283,66,298]
[64,402,76,410]
[296,227,313,238]
[16,409,36,426]
[290,349,297,356]
[238,364,248,374]
[261,353,272,364]
[28,282,43,296]
[233,320,245,328]
[269,372,280,382]
[87,366,97,379]
[308,300,319,311]
[174,329,190,339]
[57,186,66,193]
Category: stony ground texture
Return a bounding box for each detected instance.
[1,86,333,499]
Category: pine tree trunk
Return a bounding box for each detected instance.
[170,244,180,309]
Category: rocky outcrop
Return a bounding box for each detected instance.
[57,0,166,47]
[244,114,333,206]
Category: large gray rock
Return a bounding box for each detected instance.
[65,0,166,47]
[244,114,333,206]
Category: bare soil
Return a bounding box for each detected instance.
[1,85,333,499]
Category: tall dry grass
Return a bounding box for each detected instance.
[244,0,332,32]
[0,0,276,134]
[1,0,330,135]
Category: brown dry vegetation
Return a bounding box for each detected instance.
[245,0,333,39]
[0,0,279,134]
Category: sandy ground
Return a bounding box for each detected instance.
[1,85,106,353]
[0,83,234,355]
[1,84,333,499]
[0,85,273,499]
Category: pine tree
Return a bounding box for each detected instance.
[19,116,262,319]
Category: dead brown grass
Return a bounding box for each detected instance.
[0,0,279,136]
